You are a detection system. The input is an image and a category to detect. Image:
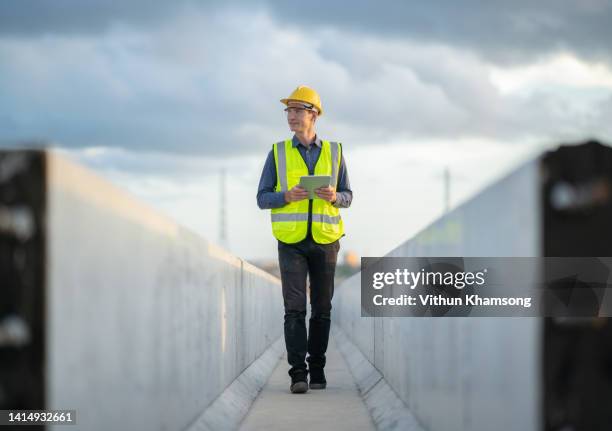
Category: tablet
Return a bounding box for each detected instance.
[299,175,331,199]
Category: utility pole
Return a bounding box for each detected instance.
[220,167,227,248]
[444,166,450,213]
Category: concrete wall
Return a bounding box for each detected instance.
[42,151,283,430]
[334,159,543,431]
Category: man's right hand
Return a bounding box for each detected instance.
[285,185,309,203]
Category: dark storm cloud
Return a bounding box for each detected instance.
[262,0,612,65]
[0,0,196,35]
[2,0,611,65]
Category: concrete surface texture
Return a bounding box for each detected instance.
[43,151,284,431]
[333,327,424,431]
[186,338,285,431]
[334,158,543,431]
[238,335,376,431]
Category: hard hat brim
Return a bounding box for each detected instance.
[280,98,322,116]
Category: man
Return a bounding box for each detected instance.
[256,85,353,393]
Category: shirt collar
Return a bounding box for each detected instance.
[292,134,322,149]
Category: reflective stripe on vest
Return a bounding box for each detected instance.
[271,213,341,224]
[271,139,344,244]
[276,142,289,191]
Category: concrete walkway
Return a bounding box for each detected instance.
[238,335,376,431]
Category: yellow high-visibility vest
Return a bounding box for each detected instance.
[271,139,344,244]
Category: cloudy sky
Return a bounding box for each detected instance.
[1,1,612,260]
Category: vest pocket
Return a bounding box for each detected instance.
[274,221,297,231]
[271,211,305,232]
[315,211,341,233]
[321,221,340,233]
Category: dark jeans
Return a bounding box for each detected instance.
[278,235,340,377]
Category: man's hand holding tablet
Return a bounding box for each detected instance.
[284,175,335,203]
[314,185,336,203]
[284,185,309,202]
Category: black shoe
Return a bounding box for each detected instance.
[309,367,326,389]
[290,370,308,394]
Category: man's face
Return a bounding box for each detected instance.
[286,101,317,132]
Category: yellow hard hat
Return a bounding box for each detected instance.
[280,85,323,116]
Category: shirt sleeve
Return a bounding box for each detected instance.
[333,145,353,208]
[256,149,287,209]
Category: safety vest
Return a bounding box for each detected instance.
[271,139,344,244]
